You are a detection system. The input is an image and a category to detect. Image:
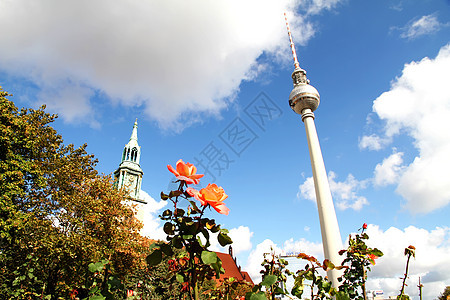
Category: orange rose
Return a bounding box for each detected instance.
[167,159,204,185]
[186,184,230,215]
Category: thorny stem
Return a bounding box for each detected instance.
[399,252,412,298]
[199,205,207,219]
[418,277,423,300]
[173,181,185,210]
[270,253,275,300]
[362,267,367,300]
[310,264,315,300]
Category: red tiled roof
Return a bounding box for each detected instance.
[240,271,254,285]
[215,252,254,285]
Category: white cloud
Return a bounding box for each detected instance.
[298,176,316,201]
[373,150,405,186]
[38,82,99,128]
[364,225,450,299]
[389,2,403,12]
[137,190,168,240]
[281,238,323,258]
[0,0,343,130]
[368,44,450,213]
[228,226,253,254]
[359,134,391,151]
[399,14,444,40]
[298,171,369,211]
[207,226,254,257]
[306,0,342,15]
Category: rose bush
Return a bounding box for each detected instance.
[147,159,233,300]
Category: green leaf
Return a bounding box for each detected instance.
[107,276,124,291]
[88,261,106,273]
[291,281,304,298]
[174,208,185,217]
[163,222,175,235]
[169,190,182,198]
[148,243,159,250]
[176,274,184,283]
[162,209,172,217]
[146,249,162,266]
[89,295,106,300]
[323,259,335,271]
[335,291,351,300]
[304,270,314,281]
[249,292,267,300]
[211,261,224,278]
[371,248,384,257]
[274,286,286,295]
[321,280,332,292]
[160,192,169,200]
[218,232,233,247]
[201,250,218,265]
[261,274,277,287]
[171,236,183,249]
[188,200,201,213]
[210,223,221,233]
[160,243,174,256]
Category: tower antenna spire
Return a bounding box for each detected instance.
[284,13,300,70]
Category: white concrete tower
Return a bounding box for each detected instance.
[285,13,343,287]
[114,119,146,203]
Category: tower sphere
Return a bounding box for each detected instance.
[289,82,320,115]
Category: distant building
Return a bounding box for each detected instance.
[215,246,254,286]
[114,119,146,203]
[366,290,398,300]
[366,290,385,300]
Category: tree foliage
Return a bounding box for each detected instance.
[0,87,147,299]
[437,286,450,300]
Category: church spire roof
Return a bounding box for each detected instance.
[120,119,141,165]
[130,118,138,142]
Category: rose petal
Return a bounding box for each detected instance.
[167,164,179,176]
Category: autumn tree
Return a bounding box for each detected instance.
[0,87,147,299]
[437,286,450,300]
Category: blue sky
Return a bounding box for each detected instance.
[1,0,450,298]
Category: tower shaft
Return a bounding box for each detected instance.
[302,109,343,287]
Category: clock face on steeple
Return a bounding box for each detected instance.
[127,173,137,187]
[127,173,134,183]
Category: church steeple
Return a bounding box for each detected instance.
[114,119,145,203]
[121,119,141,165]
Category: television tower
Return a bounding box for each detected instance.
[284,13,343,287]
